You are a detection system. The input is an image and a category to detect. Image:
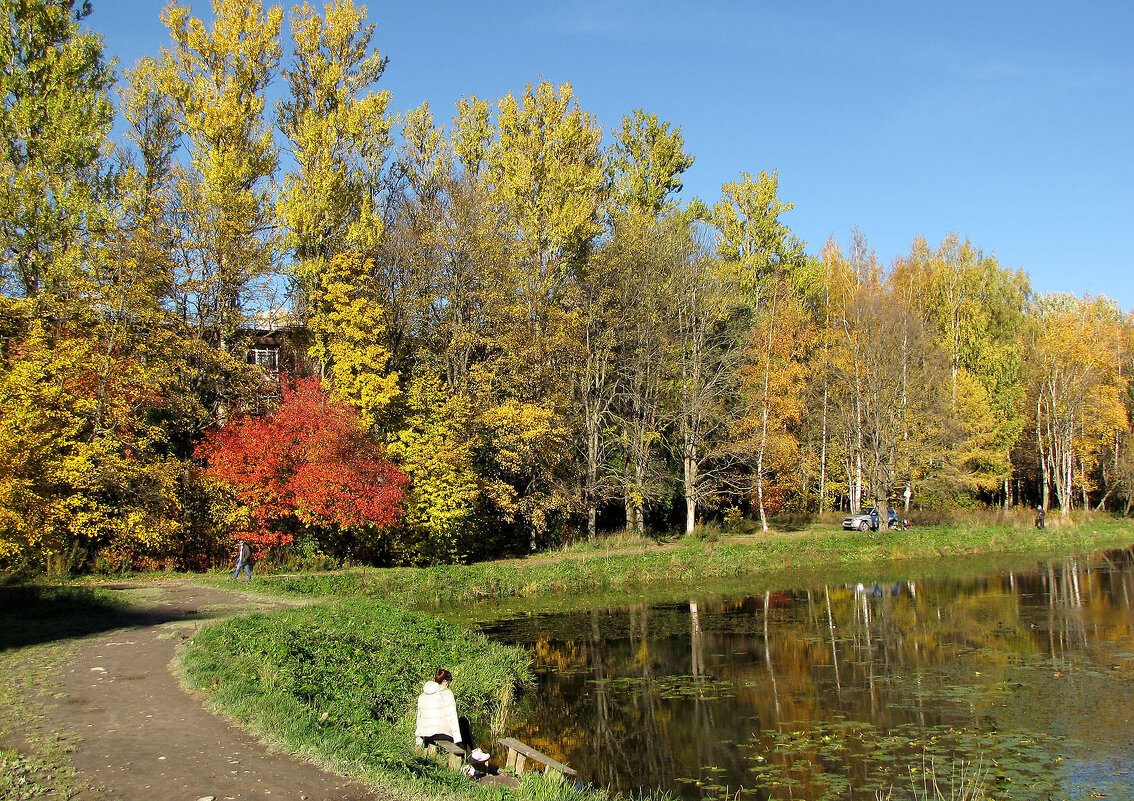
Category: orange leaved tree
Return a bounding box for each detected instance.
[196,377,406,560]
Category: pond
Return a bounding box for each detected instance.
[479,548,1134,800]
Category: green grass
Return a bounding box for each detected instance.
[245,517,1134,607]
[176,597,540,800]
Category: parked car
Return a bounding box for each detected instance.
[842,506,899,531]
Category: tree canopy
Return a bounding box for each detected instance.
[1,0,1131,574]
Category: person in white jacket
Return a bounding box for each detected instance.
[415,669,490,764]
[415,668,462,746]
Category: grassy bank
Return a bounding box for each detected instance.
[8,517,1130,801]
[176,598,555,801]
[248,517,1134,607]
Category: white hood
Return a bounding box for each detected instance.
[415,680,461,742]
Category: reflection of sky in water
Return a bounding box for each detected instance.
[1064,757,1134,799]
[480,549,1134,801]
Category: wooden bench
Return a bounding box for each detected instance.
[422,738,465,770]
[498,737,577,779]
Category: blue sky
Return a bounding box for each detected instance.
[91,1,1133,311]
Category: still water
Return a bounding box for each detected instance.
[480,549,1134,801]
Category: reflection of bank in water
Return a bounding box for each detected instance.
[481,547,1134,801]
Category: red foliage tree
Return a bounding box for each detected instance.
[196,378,406,552]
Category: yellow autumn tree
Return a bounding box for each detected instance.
[159,0,282,352]
[891,235,1030,501]
[463,80,605,548]
[0,320,182,572]
[713,170,808,529]
[277,0,391,263]
[309,254,400,431]
[1028,294,1128,516]
[274,1,400,429]
[385,372,479,564]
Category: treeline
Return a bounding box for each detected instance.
[1,0,1132,573]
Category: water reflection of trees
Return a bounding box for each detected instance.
[490,548,1134,800]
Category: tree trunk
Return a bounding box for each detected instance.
[1037,396,1049,511]
[755,293,777,533]
[586,422,599,540]
[684,453,697,535]
[1080,455,1088,511]
[818,380,828,513]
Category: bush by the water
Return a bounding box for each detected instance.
[178,598,531,783]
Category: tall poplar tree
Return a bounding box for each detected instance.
[277,0,390,264]
[713,171,807,529]
[609,109,694,216]
[277,0,398,425]
[585,111,694,537]
[0,0,113,307]
[475,80,605,548]
[159,0,282,352]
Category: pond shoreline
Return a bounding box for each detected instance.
[481,544,1134,801]
[8,519,1132,801]
[248,518,1134,611]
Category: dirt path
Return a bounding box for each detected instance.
[38,580,380,801]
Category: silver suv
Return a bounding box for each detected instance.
[843,506,899,531]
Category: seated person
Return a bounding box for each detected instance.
[419,671,485,753]
[415,668,490,765]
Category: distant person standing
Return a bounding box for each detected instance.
[1035,506,1046,530]
[232,539,254,580]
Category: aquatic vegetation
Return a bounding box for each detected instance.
[753,722,1061,800]
[590,674,737,702]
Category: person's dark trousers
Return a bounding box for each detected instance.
[423,717,476,752]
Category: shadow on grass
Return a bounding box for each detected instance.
[769,514,816,532]
[0,584,211,651]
